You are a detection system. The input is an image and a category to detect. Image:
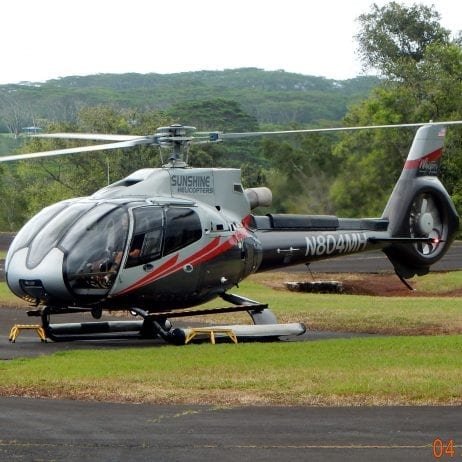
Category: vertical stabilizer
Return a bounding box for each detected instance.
[382,124,459,278]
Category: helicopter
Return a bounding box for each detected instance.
[1,121,460,343]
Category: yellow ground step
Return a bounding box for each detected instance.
[184,327,238,345]
[9,324,47,343]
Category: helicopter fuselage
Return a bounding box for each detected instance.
[5,195,388,311]
[5,151,458,314]
[5,165,388,312]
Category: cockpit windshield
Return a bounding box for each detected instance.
[6,201,71,268]
[62,204,129,295]
[27,202,94,268]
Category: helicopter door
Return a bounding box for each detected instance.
[114,206,204,299]
[242,234,263,276]
[124,206,203,269]
[62,204,129,296]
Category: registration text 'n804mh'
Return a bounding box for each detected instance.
[305,232,368,257]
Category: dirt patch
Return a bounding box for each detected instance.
[254,271,462,297]
[336,273,418,296]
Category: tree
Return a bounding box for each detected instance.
[168,99,259,132]
[330,2,462,217]
[261,132,339,213]
[0,91,35,138]
[330,87,417,216]
[356,2,450,79]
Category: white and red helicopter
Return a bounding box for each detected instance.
[1,122,460,343]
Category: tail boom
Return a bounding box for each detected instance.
[252,124,459,276]
[253,215,390,272]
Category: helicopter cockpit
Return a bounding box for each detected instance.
[6,198,204,304]
[61,203,129,293]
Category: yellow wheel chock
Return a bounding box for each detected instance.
[184,327,238,345]
[9,324,47,343]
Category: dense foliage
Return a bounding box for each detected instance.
[0,68,377,134]
[0,69,377,230]
[332,2,462,216]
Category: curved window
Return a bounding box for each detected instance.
[63,205,129,293]
[126,207,164,268]
[125,207,202,268]
[26,202,94,269]
[164,208,202,255]
[7,201,70,266]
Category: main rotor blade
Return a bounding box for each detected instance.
[34,133,143,141]
[0,137,153,162]
[218,120,462,140]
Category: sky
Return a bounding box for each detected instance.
[1,0,461,85]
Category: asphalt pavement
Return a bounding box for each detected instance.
[0,306,376,359]
[1,397,460,462]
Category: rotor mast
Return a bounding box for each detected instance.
[155,124,196,167]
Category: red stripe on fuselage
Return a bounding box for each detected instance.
[116,253,180,295]
[114,226,251,296]
[404,148,442,169]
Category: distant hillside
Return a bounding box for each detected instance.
[0,68,379,131]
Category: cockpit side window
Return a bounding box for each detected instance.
[63,204,129,293]
[124,207,202,268]
[164,208,202,255]
[125,207,164,268]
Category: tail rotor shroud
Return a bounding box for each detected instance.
[409,192,444,256]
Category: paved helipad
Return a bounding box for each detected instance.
[0,397,460,461]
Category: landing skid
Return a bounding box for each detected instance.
[27,294,289,344]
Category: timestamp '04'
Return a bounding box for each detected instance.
[433,438,456,459]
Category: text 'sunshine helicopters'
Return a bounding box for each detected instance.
[1,121,460,343]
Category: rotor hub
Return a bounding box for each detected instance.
[154,124,197,167]
[416,212,434,235]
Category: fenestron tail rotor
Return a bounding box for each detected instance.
[409,192,444,256]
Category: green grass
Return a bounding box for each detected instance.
[411,270,462,293]
[265,291,462,335]
[189,275,462,335]
[1,272,462,405]
[0,283,28,309]
[1,336,461,406]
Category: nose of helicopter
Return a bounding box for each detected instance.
[5,201,131,305]
[6,247,73,303]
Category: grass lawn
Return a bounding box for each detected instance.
[0,335,461,406]
[1,271,462,405]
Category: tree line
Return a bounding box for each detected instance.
[0,69,377,137]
